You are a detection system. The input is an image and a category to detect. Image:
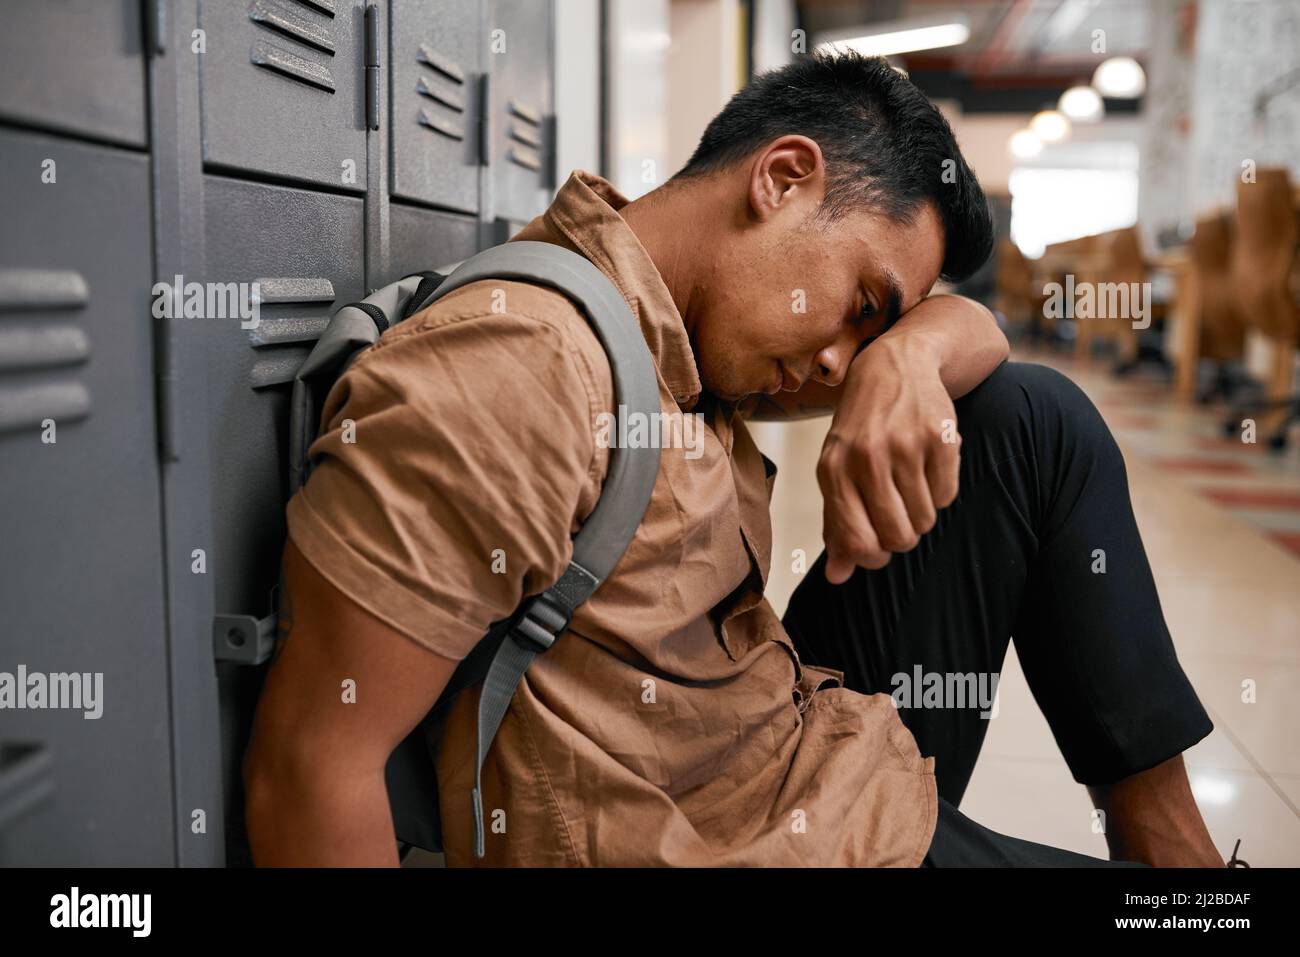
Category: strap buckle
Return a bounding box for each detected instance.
[510,592,573,653]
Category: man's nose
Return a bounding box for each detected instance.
[811,333,859,388]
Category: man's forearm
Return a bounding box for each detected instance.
[884,294,1009,400]
[245,762,400,866]
[749,294,1008,419]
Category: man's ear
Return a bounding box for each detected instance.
[747,135,825,222]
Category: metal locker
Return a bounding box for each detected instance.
[0,130,171,864]
[0,0,148,149]
[390,0,482,214]
[386,203,480,285]
[193,175,364,863]
[486,0,553,224]
[198,0,369,191]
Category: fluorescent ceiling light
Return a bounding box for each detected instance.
[1030,109,1071,143]
[1092,57,1146,98]
[1059,85,1104,122]
[815,15,971,58]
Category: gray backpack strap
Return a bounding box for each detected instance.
[423,241,661,858]
[288,274,427,494]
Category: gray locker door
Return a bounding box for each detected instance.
[0,0,148,148]
[0,130,171,864]
[194,175,364,864]
[390,0,482,214]
[487,0,553,224]
[198,0,368,191]
[386,203,480,284]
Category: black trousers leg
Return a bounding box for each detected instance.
[781,361,1212,866]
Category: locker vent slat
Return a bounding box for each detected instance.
[0,269,89,311]
[417,45,465,84]
[251,40,336,93]
[0,383,91,434]
[246,315,331,348]
[251,277,336,304]
[250,0,336,54]
[0,326,90,371]
[416,77,465,112]
[418,110,465,141]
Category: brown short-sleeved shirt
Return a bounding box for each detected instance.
[286,170,938,866]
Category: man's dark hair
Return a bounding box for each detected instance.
[673,50,994,282]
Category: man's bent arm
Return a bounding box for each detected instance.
[242,538,459,866]
[749,294,1008,420]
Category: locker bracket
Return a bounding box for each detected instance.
[213,611,277,665]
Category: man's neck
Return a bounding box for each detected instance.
[618,179,720,339]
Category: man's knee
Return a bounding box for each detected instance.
[953,361,1120,479]
[958,362,1109,442]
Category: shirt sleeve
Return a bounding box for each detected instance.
[285,301,610,660]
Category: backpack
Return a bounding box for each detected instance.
[284,241,662,859]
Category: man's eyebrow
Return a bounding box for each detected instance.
[853,270,906,359]
[882,269,904,328]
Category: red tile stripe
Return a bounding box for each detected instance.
[1152,457,1252,474]
[1199,489,1300,510]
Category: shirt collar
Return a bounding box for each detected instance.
[510,170,703,409]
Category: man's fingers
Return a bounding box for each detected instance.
[819,468,889,583]
[926,430,961,509]
[893,455,937,539]
[858,449,918,552]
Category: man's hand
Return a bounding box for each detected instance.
[818,333,961,583]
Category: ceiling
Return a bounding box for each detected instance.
[797,0,1151,112]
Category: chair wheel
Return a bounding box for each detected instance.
[1222,420,1239,437]
[1267,432,1288,451]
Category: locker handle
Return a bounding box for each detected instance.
[0,741,54,835]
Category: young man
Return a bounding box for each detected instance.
[243,52,1222,867]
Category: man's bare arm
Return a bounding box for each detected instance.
[748,294,1009,420]
[242,538,458,866]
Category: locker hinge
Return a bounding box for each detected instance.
[478,73,491,166]
[155,366,180,462]
[145,0,167,55]
[544,113,557,190]
[364,4,380,130]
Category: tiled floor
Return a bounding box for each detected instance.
[752,350,1300,867]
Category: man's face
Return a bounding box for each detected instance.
[690,198,946,402]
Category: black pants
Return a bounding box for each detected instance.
[781,361,1213,867]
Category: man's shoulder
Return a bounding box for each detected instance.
[405,278,602,347]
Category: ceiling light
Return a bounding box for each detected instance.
[1030,109,1071,143]
[1091,57,1146,98]
[1009,129,1043,159]
[1059,85,1105,122]
[815,16,971,58]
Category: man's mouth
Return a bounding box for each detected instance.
[766,360,805,396]
[766,361,783,395]
[779,361,804,392]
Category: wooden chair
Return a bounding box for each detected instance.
[1189,212,1249,401]
[1227,167,1300,448]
